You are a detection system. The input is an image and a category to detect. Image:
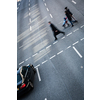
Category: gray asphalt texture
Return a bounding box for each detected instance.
[17,0,84,100]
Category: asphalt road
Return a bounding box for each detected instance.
[17,0,84,100]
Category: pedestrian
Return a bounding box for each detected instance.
[65,11,74,27]
[62,17,69,28]
[65,7,78,22]
[48,21,65,41]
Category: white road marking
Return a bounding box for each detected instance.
[50,55,56,59]
[73,46,82,58]
[29,8,30,10]
[32,53,38,57]
[35,64,40,68]
[43,0,45,1]
[30,26,32,31]
[17,7,19,10]
[53,41,58,45]
[65,45,71,50]
[29,13,30,15]
[36,67,41,81]
[46,45,51,49]
[73,41,79,45]
[19,61,24,65]
[29,4,30,6]
[44,3,46,6]
[67,32,72,36]
[61,36,65,40]
[39,49,45,53]
[25,57,31,61]
[44,98,47,100]
[50,14,53,18]
[80,38,84,41]
[81,66,83,68]
[46,8,49,11]
[29,18,31,23]
[80,25,84,28]
[57,50,63,55]
[73,28,79,32]
[72,0,76,4]
[42,60,48,64]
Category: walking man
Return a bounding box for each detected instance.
[48,21,65,41]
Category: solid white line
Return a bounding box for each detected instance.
[36,68,41,81]
[61,36,65,40]
[50,55,56,59]
[80,38,84,41]
[53,41,58,45]
[73,28,79,32]
[50,14,53,18]
[67,32,72,36]
[44,3,46,6]
[32,53,38,57]
[73,46,82,58]
[73,41,79,45]
[57,50,63,55]
[46,8,49,11]
[35,64,40,68]
[46,45,51,49]
[19,61,24,65]
[42,60,48,64]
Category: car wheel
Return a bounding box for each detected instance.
[29,81,34,89]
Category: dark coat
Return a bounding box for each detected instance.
[50,23,60,35]
[65,11,72,21]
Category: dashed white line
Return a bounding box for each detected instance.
[29,13,30,16]
[67,32,72,36]
[29,18,31,23]
[72,0,76,4]
[19,61,24,65]
[53,41,58,45]
[43,0,45,1]
[61,36,65,40]
[57,50,63,55]
[30,26,32,31]
[50,55,56,59]
[46,8,49,11]
[32,53,38,57]
[44,98,47,100]
[66,45,71,50]
[46,45,51,49]
[39,49,45,53]
[80,38,84,41]
[29,4,30,6]
[36,67,41,81]
[81,66,83,68]
[73,46,82,58]
[44,3,46,6]
[42,60,48,64]
[50,14,53,18]
[29,8,30,10]
[34,64,40,68]
[25,57,31,61]
[73,28,79,32]
[80,25,84,28]
[73,41,79,45]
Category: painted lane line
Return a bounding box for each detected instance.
[80,25,84,28]
[25,57,31,61]
[30,26,32,31]
[50,55,56,59]
[73,28,79,32]
[44,98,47,100]
[72,0,76,4]
[17,7,19,10]
[53,41,58,45]
[36,67,41,81]
[46,45,51,49]
[67,32,72,36]
[65,45,71,50]
[81,66,83,68]
[29,13,30,16]
[19,61,24,65]
[35,64,40,68]
[73,46,82,58]
[29,8,30,10]
[39,49,45,53]
[29,18,31,23]
[32,53,38,57]
[57,50,63,55]
[43,0,45,1]
[29,4,30,6]
[44,3,46,6]
[80,38,84,41]
[46,8,49,11]
[42,60,48,64]
[61,36,65,40]
[50,14,53,18]
[73,41,79,45]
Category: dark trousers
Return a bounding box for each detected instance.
[53,31,64,39]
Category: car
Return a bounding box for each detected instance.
[17,64,36,97]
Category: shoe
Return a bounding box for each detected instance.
[63,32,65,35]
[75,20,78,22]
[72,25,74,27]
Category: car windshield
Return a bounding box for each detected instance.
[17,73,22,83]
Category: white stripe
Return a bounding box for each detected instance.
[32,53,38,57]
[34,64,40,68]
[73,41,79,45]
[29,8,30,10]
[53,41,58,45]
[50,14,53,18]
[30,26,32,31]
[80,25,84,28]
[80,38,84,41]
[46,8,49,11]
[42,60,48,64]
[73,28,79,32]
[39,49,45,53]
[66,45,71,50]
[19,61,24,65]
[57,50,63,55]
[44,3,46,6]
[44,98,47,100]
[46,45,51,49]
[29,4,30,6]
[67,32,72,36]
[29,18,31,23]
[36,68,41,81]
[50,55,56,59]
[61,36,65,40]
[73,46,82,58]
[25,57,31,61]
